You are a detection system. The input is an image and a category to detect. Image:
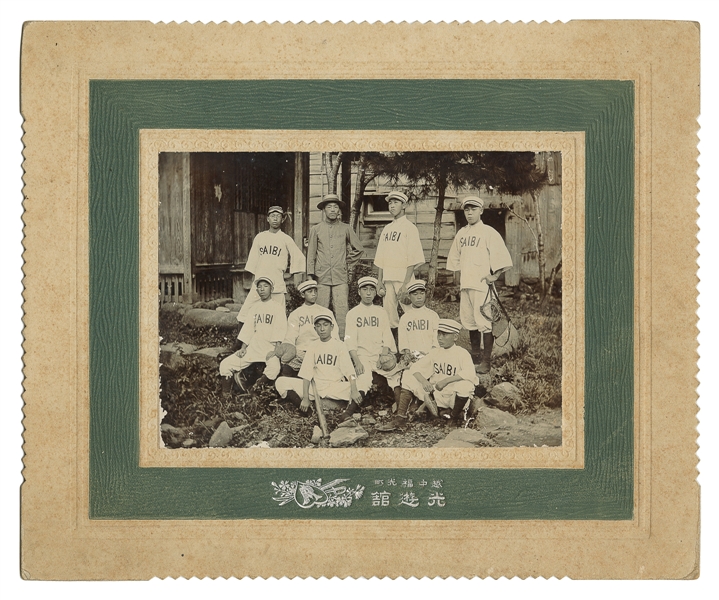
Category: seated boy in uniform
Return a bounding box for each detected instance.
[219,276,288,396]
[388,279,440,407]
[280,279,339,377]
[388,318,478,430]
[344,276,397,415]
[274,312,368,420]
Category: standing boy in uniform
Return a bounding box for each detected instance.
[394,319,478,429]
[344,276,397,419]
[373,190,426,345]
[306,193,364,340]
[219,276,288,396]
[280,279,339,377]
[446,196,513,373]
[237,205,306,327]
[275,312,367,418]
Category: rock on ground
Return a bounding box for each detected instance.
[209,421,234,447]
[159,350,186,371]
[188,346,231,367]
[488,382,525,412]
[329,426,369,447]
[160,342,198,355]
[474,405,518,430]
[434,428,496,448]
[321,398,345,411]
[160,302,189,315]
[182,308,239,330]
[311,426,323,444]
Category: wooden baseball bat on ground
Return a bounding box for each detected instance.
[310,379,329,438]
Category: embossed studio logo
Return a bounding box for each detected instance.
[271,479,365,509]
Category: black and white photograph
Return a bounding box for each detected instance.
[157,149,564,450]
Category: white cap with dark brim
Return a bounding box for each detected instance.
[267,206,284,215]
[297,280,318,294]
[386,190,409,204]
[313,312,334,325]
[407,280,426,293]
[461,196,484,209]
[357,276,379,289]
[255,276,274,287]
[438,318,462,334]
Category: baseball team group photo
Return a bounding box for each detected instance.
[157,149,564,450]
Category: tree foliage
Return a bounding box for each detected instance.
[359,152,548,296]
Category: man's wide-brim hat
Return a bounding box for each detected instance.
[317,194,346,210]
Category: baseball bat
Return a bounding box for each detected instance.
[310,379,329,438]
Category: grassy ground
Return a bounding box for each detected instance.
[159,276,562,448]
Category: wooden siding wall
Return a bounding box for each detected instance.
[308,153,457,270]
[158,152,187,274]
[158,152,299,304]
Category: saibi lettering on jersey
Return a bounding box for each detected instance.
[254,313,274,325]
[258,245,283,257]
[298,315,313,327]
[383,231,402,243]
[406,319,430,331]
[315,353,338,366]
[356,316,380,328]
[458,235,483,249]
[433,362,457,376]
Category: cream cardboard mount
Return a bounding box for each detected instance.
[20,21,699,579]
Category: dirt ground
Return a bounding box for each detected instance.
[159,280,563,450]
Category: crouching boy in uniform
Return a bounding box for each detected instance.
[219,276,287,396]
[391,319,478,429]
[344,276,397,410]
[274,312,368,421]
[280,279,339,377]
[383,279,440,413]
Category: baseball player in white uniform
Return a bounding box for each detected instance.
[281,279,339,377]
[380,279,440,416]
[446,196,513,373]
[399,318,479,428]
[274,312,367,418]
[237,205,306,326]
[219,276,288,396]
[374,190,426,344]
[344,276,397,411]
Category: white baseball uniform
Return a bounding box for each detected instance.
[402,344,478,409]
[274,337,370,401]
[238,229,306,322]
[220,298,287,380]
[446,221,512,332]
[373,215,426,327]
[344,302,396,391]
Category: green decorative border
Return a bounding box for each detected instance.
[89,80,634,520]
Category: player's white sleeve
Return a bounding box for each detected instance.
[488,228,513,272]
[344,310,358,351]
[407,224,426,267]
[271,308,288,343]
[298,346,315,380]
[446,233,461,272]
[286,236,307,275]
[245,235,260,275]
[284,310,300,345]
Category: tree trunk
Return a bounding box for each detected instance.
[532,191,547,298]
[426,167,447,300]
[349,158,368,231]
[324,152,343,195]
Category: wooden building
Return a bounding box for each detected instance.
[158,150,561,305]
[158,152,308,304]
[308,151,562,286]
